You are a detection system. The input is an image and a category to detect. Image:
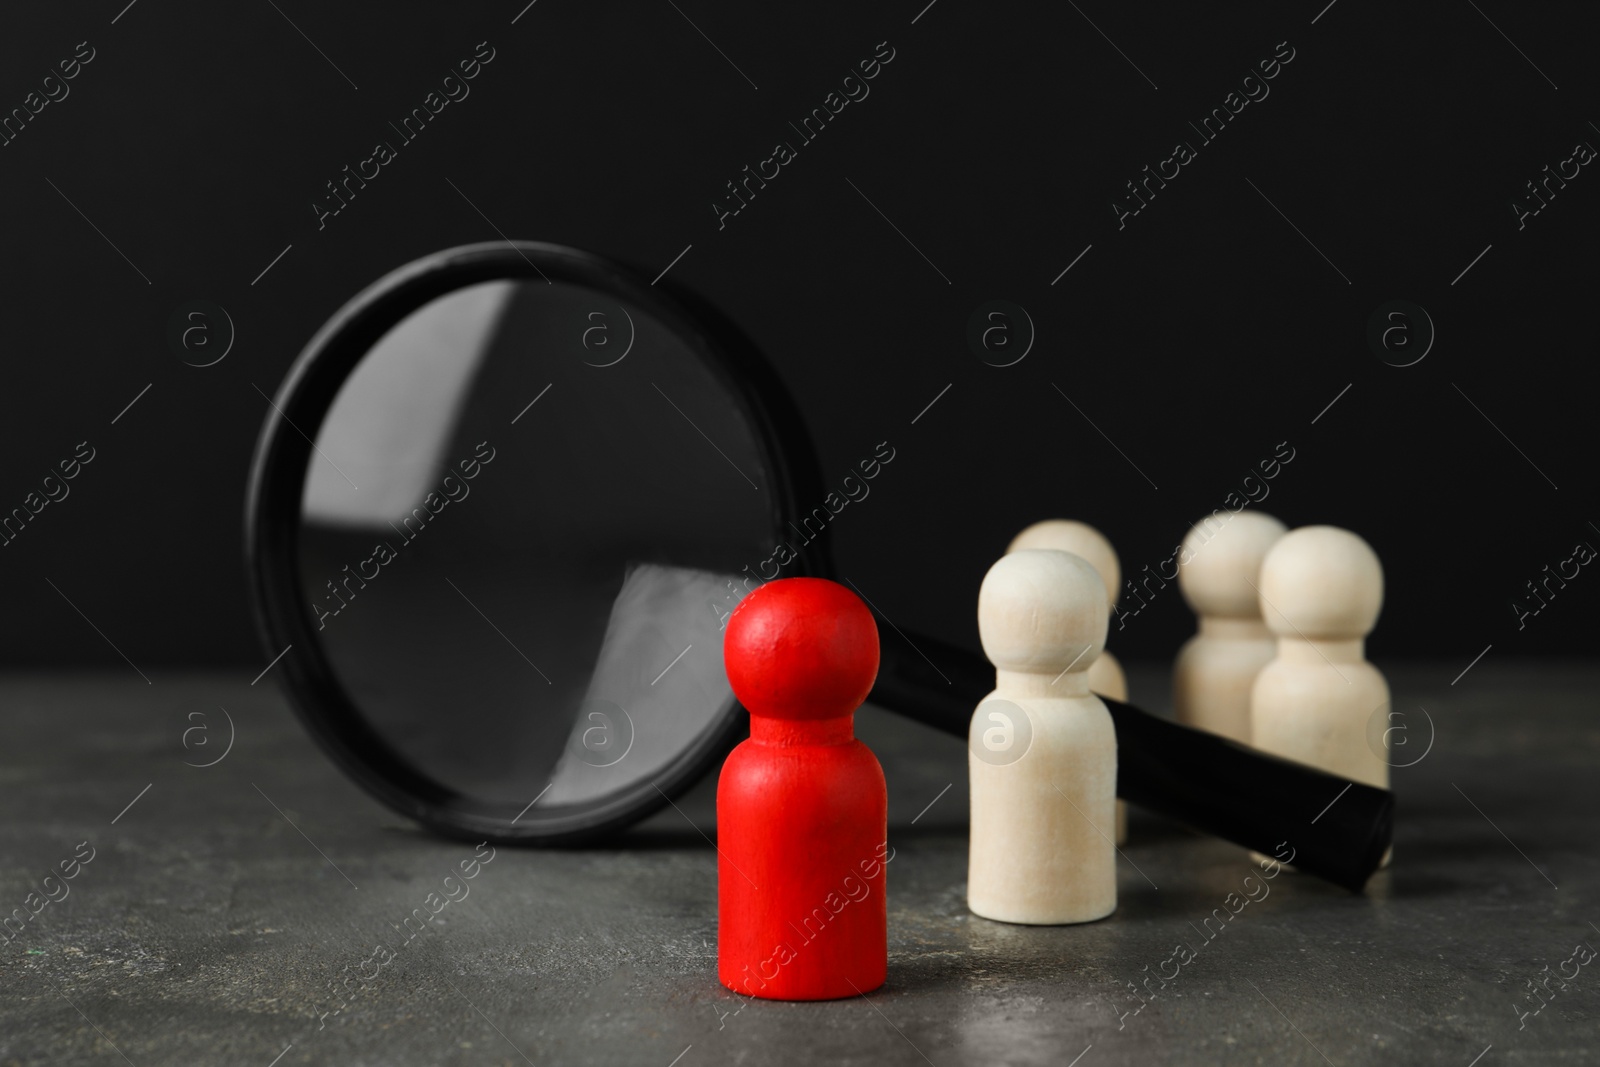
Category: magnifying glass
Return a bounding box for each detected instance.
[245,241,1392,890]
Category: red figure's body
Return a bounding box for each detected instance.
[718,578,889,1001]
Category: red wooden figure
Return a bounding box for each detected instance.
[718,577,889,1001]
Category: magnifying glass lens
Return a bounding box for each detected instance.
[296,278,777,827]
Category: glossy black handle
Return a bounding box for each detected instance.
[868,630,1393,892]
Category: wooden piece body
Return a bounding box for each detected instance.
[1251,640,1390,791]
[1174,618,1276,744]
[718,719,887,1000]
[968,670,1117,924]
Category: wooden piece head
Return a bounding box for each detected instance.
[1258,525,1384,640]
[1006,520,1121,611]
[1178,510,1289,618]
[978,549,1107,675]
[723,577,879,721]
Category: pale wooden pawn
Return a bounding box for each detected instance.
[1250,525,1391,867]
[1173,511,1287,745]
[968,549,1116,925]
[1007,520,1129,843]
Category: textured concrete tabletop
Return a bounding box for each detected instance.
[2,662,1596,1066]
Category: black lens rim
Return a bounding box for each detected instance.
[244,241,826,845]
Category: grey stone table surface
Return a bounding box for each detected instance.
[2,661,1597,1066]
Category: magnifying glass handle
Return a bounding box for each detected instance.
[870,631,1393,892]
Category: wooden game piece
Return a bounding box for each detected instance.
[1250,526,1391,864]
[718,577,888,1000]
[1173,511,1288,744]
[1007,520,1130,843]
[968,549,1117,925]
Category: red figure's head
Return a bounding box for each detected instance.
[724,578,879,721]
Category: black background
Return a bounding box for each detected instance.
[2,0,1595,671]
